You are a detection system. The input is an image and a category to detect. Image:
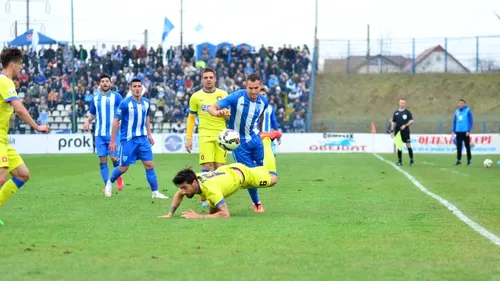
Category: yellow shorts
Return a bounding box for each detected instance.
[199,136,227,165]
[226,163,272,189]
[0,144,25,173]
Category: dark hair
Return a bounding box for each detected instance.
[202,67,216,76]
[100,74,111,82]
[130,77,142,85]
[172,168,197,185]
[247,74,261,82]
[459,99,466,103]
[1,47,22,68]
[260,87,268,93]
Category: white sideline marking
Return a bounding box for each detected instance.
[374,153,500,246]
[422,161,469,177]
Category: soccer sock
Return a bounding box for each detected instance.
[109,167,123,183]
[145,168,159,192]
[201,169,210,172]
[247,188,260,205]
[262,137,277,173]
[0,178,25,206]
[397,150,402,162]
[99,162,109,184]
[408,148,414,160]
[112,160,119,168]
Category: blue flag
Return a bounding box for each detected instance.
[162,17,175,42]
[495,11,500,20]
[194,23,203,32]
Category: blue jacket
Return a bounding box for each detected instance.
[452,105,474,133]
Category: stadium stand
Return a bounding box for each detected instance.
[4,43,312,134]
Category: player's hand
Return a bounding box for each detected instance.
[158,213,173,219]
[181,209,201,219]
[466,132,470,137]
[185,139,193,153]
[109,141,117,153]
[148,134,155,146]
[83,120,90,131]
[390,132,394,138]
[400,125,406,130]
[37,125,50,134]
[217,109,230,117]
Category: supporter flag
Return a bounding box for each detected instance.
[162,17,175,42]
[194,23,203,32]
[31,28,40,52]
[394,131,403,151]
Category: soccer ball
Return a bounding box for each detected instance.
[483,159,493,168]
[218,129,240,151]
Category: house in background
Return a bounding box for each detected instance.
[323,44,469,74]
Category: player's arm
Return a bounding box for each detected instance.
[207,94,234,117]
[158,190,185,218]
[83,100,96,131]
[467,109,473,133]
[186,95,197,141]
[111,101,126,144]
[390,113,396,132]
[200,201,230,218]
[405,111,414,127]
[10,99,46,132]
[270,108,279,131]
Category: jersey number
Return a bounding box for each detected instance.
[259,181,268,186]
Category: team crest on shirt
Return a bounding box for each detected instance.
[1,156,7,163]
[216,96,222,101]
[8,88,15,95]
[402,114,407,120]
[200,153,205,160]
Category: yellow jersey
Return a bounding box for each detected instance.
[188,88,228,138]
[0,75,18,144]
[197,165,243,208]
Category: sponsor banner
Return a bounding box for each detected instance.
[151,134,163,154]
[8,134,48,154]
[47,134,94,154]
[403,134,500,154]
[163,134,200,154]
[280,133,393,153]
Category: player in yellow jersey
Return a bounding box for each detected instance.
[0,48,50,225]
[185,68,229,206]
[158,131,282,219]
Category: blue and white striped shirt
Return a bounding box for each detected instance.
[115,96,151,142]
[89,91,123,137]
[216,89,268,142]
[261,104,278,132]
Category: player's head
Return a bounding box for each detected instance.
[260,87,268,98]
[1,47,23,78]
[458,98,466,108]
[99,74,111,93]
[201,68,216,91]
[399,98,406,109]
[172,168,199,198]
[129,78,143,98]
[246,74,262,102]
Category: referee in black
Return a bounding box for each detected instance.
[390,98,415,166]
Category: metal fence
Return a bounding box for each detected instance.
[318,35,500,74]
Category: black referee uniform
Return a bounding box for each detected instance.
[392,109,414,166]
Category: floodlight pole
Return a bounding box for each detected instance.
[70,0,76,133]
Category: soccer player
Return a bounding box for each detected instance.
[207,74,274,213]
[390,98,415,166]
[0,48,50,224]
[451,98,474,166]
[158,132,281,219]
[83,74,124,191]
[185,68,228,206]
[259,87,280,155]
[104,78,168,199]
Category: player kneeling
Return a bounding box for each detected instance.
[158,133,280,219]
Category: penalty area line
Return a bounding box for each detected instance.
[373,153,500,247]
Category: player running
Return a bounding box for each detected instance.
[185,68,228,206]
[104,78,168,199]
[0,48,50,225]
[207,74,271,213]
[83,74,125,191]
[159,132,281,219]
[259,87,280,155]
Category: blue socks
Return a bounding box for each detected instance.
[247,188,260,205]
[146,168,158,192]
[12,177,25,189]
[201,169,210,172]
[112,160,119,168]
[100,162,109,184]
[109,167,122,183]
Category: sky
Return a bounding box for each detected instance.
[1,0,500,66]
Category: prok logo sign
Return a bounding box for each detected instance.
[58,136,92,151]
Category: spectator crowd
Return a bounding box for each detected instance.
[3,42,312,134]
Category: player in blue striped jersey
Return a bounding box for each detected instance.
[207,74,282,213]
[104,77,168,199]
[83,74,125,191]
[259,87,280,155]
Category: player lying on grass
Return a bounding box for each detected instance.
[158,131,282,219]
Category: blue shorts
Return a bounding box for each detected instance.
[119,136,153,167]
[232,136,264,167]
[95,136,120,158]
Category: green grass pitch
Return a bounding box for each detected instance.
[0,153,499,281]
